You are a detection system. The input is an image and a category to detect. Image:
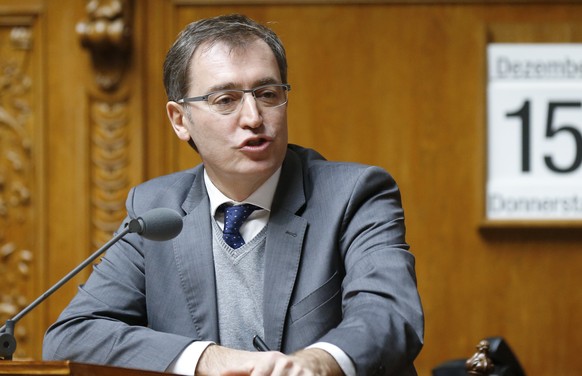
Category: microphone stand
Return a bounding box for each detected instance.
[0,226,131,360]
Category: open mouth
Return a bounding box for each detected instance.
[245,138,267,147]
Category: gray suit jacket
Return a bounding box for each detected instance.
[43,145,423,375]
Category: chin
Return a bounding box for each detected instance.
[238,160,279,178]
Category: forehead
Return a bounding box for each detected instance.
[189,39,281,91]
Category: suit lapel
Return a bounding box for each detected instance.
[173,167,219,342]
[263,149,308,351]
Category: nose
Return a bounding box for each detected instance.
[239,92,262,128]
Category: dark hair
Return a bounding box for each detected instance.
[163,14,288,101]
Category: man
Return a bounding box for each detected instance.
[43,14,424,375]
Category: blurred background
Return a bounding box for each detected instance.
[0,1,581,375]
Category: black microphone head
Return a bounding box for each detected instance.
[128,208,183,241]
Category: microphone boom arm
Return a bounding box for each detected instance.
[0,207,183,360]
[0,226,131,360]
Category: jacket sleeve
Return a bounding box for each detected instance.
[318,166,424,376]
[42,187,194,372]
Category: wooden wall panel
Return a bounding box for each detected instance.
[0,1,44,359]
[0,0,146,360]
[42,1,93,358]
[42,0,146,354]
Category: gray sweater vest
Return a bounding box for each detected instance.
[212,219,267,351]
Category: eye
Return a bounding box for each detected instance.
[210,92,239,106]
[255,87,282,103]
[256,89,276,98]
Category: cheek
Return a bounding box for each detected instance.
[188,117,235,155]
[186,113,215,143]
[274,114,289,141]
[265,110,288,132]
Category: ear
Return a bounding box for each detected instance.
[166,101,192,141]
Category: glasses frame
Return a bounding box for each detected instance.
[176,83,291,115]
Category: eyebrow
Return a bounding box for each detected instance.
[204,77,281,93]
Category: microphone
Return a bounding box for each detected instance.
[0,207,183,360]
[127,207,183,241]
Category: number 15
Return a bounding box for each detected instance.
[506,100,582,173]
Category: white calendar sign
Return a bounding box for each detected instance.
[487,44,582,220]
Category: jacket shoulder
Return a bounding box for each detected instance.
[288,144,392,183]
[127,167,200,214]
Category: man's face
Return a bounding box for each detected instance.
[167,38,288,195]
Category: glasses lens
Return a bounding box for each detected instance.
[205,85,289,114]
[254,85,288,107]
[207,91,243,114]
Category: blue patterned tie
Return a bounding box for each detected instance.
[221,204,260,249]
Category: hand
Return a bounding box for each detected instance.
[195,345,343,376]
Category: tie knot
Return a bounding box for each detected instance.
[220,203,260,249]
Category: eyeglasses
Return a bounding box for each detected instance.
[176,83,291,115]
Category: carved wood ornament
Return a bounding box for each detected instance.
[77,0,134,249]
[0,23,34,358]
[76,0,133,92]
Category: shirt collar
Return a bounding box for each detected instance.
[204,167,281,216]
